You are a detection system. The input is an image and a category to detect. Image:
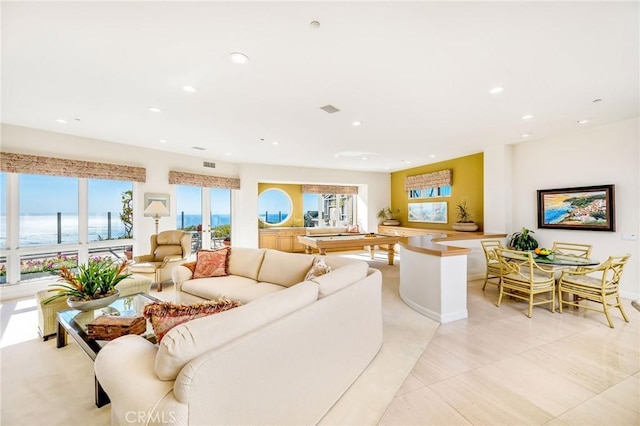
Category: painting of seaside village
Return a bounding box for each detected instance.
[538,185,614,231]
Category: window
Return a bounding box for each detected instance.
[176,185,202,231]
[258,189,292,225]
[0,172,6,249]
[303,193,355,227]
[88,179,133,241]
[408,185,451,199]
[211,188,231,245]
[19,174,78,246]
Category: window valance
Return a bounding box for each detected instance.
[0,152,146,182]
[301,184,359,195]
[404,169,452,191]
[169,170,240,189]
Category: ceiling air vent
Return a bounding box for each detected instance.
[203,161,216,168]
[192,146,206,151]
[320,104,340,114]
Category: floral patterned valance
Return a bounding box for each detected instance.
[0,152,146,182]
[168,170,240,189]
[301,185,359,195]
[404,169,452,191]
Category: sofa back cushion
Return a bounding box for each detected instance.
[154,281,319,380]
[258,250,315,288]
[310,261,369,298]
[227,247,266,280]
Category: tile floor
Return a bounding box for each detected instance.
[379,279,640,425]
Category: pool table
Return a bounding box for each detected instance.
[297,233,400,265]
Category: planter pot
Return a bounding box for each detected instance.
[382,219,400,226]
[452,222,478,232]
[67,290,120,312]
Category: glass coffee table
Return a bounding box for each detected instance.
[56,292,160,407]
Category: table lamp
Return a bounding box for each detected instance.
[144,201,170,234]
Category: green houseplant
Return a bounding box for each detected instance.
[452,198,478,232]
[44,258,131,311]
[377,207,400,225]
[509,227,539,251]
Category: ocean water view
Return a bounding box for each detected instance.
[0,214,231,247]
[544,207,571,224]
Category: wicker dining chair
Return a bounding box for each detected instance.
[480,240,504,291]
[551,242,592,268]
[495,248,556,318]
[557,254,631,328]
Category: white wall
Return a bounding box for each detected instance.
[509,117,639,299]
[0,124,390,255]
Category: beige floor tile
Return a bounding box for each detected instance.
[429,370,555,425]
[411,341,480,386]
[519,345,629,393]
[378,386,472,426]
[475,355,596,416]
[556,376,640,425]
[395,373,425,396]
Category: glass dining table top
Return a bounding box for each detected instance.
[532,253,599,266]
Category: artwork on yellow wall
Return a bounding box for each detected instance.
[408,202,448,223]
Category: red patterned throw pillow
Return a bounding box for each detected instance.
[143,299,241,342]
[193,248,230,278]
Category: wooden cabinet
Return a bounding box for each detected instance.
[259,228,306,252]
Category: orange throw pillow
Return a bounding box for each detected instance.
[182,261,197,273]
[193,248,230,278]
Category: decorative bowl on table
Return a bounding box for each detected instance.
[533,248,554,259]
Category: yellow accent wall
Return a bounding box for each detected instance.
[257,183,304,227]
[390,153,484,231]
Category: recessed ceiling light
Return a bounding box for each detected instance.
[521,133,531,138]
[402,160,411,164]
[577,119,589,124]
[272,141,279,145]
[429,154,436,158]
[225,152,232,156]
[54,118,68,124]
[160,139,167,143]
[192,146,206,151]
[229,52,249,64]
[352,121,362,126]
[334,154,340,158]
[148,107,162,113]
[384,166,390,170]
[522,114,533,120]
[182,85,197,93]
[310,20,320,29]
[489,86,504,94]
[362,156,368,160]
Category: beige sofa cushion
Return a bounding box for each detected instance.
[155,281,319,380]
[311,261,369,298]
[257,250,315,287]
[181,276,257,300]
[228,247,266,280]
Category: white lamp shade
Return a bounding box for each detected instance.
[144,201,170,218]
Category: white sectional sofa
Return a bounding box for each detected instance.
[94,247,383,425]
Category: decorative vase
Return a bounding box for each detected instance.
[382,219,400,226]
[66,290,120,312]
[452,222,478,232]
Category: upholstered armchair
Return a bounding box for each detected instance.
[129,230,192,291]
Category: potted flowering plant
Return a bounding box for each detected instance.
[44,258,131,311]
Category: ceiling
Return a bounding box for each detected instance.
[2,1,638,172]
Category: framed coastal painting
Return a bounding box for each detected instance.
[537,185,615,231]
[408,202,448,223]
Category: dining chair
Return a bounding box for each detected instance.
[557,254,631,328]
[495,248,556,318]
[480,240,503,290]
[551,242,592,262]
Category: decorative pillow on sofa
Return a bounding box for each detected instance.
[182,261,197,273]
[193,248,230,278]
[143,298,242,341]
[304,257,332,281]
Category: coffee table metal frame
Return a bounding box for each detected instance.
[56,292,160,407]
